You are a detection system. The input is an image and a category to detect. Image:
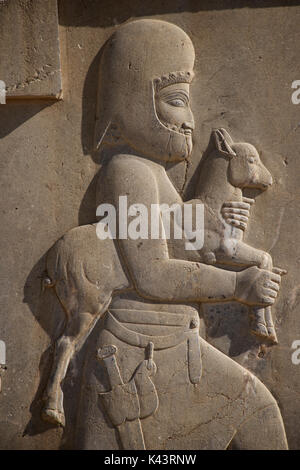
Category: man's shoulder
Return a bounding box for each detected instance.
[107,153,157,178]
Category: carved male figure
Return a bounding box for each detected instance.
[42,19,288,449]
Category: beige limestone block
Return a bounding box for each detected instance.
[0,0,62,100]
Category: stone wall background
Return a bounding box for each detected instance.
[0,0,299,449]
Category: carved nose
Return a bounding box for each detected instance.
[182,121,194,132]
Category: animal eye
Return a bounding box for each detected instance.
[167,98,186,107]
[248,157,255,163]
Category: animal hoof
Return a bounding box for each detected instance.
[42,407,65,427]
[267,328,278,345]
[250,323,269,339]
[250,324,278,345]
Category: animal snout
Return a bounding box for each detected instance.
[249,158,273,190]
[259,167,273,189]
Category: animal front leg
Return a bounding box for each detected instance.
[231,242,277,341]
[233,242,278,342]
[247,304,278,344]
[218,240,277,342]
[218,239,273,270]
[42,311,98,427]
[264,305,277,341]
[249,306,272,342]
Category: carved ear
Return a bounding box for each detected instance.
[212,128,236,158]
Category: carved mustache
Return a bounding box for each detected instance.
[162,121,193,136]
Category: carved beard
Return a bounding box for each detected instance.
[103,121,193,162]
[163,122,193,160]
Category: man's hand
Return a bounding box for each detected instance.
[235,266,281,306]
[221,197,255,231]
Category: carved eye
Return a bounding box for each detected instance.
[248,157,255,164]
[167,98,186,107]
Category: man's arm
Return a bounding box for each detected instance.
[103,154,280,305]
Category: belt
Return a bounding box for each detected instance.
[104,311,202,384]
[109,308,195,327]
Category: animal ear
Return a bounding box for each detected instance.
[212,128,236,158]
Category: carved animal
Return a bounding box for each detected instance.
[41,128,280,427]
[170,128,282,343]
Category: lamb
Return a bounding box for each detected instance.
[170,128,285,343]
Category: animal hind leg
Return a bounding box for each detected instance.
[42,310,102,427]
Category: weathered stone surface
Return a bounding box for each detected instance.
[0,0,62,99]
[0,0,300,451]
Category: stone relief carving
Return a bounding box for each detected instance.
[40,19,288,449]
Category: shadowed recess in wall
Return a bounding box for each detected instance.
[58,0,300,28]
[0,102,55,139]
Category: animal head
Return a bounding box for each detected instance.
[212,128,273,190]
